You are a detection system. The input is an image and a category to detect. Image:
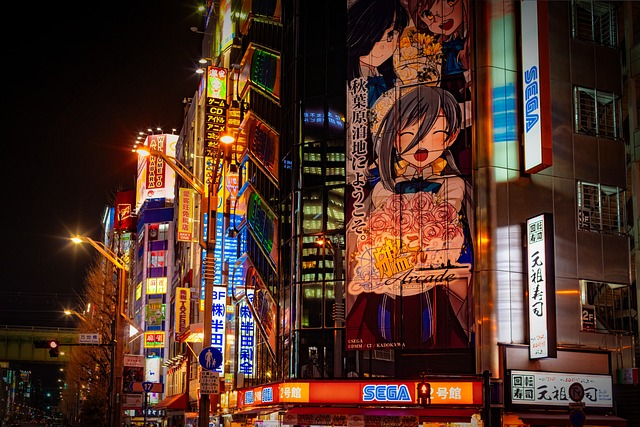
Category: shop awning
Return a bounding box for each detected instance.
[178,323,203,343]
[154,393,188,410]
[513,412,627,426]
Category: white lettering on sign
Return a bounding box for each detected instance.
[362,384,412,402]
[200,370,219,394]
[79,333,101,344]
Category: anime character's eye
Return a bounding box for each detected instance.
[385,29,399,42]
[421,9,435,22]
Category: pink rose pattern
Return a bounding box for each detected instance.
[351,192,466,296]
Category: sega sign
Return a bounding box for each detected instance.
[521,0,552,174]
[524,66,539,133]
[362,384,412,402]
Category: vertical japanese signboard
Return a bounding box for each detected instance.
[204,66,228,160]
[521,0,552,173]
[208,285,227,375]
[526,213,557,359]
[175,287,190,339]
[178,188,194,242]
[135,134,178,208]
[237,287,255,377]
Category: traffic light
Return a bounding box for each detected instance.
[417,380,431,406]
[47,340,60,357]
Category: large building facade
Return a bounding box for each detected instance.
[110,1,640,427]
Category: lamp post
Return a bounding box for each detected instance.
[71,235,127,427]
[317,237,344,377]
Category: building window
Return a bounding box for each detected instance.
[574,87,621,139]
[577,181,626,234]
[580,280,636,335]
[372,349,394,361]
[571,1,617,47]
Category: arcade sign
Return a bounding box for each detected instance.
[237,379,483,409]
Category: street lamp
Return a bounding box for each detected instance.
[134,145,205,196]
[316,237,345,377]
[64,309,88,323]
[71,235,127,427]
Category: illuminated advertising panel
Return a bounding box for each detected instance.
[115,190,136,231]
[345,0,473,351]
[526,213,556,359]
[199,211,244,308]
[238,187,278,266]
[521,0,552,173]
[146,277,168,295]
[205,67,228,159]
[209,285,227,375]
[135,134,178,209]
[218,0,235,53]
[177,188,194,242]
[207,66,228,99]
[244,264,276,357]
[237,379,483,409]
[144,356,162,404]
[250,49,281,98]
[175,287,191,339]
[245,114,279,182]
[144,332,165,348]
[237,287,255,376]
[145,299,165,330]
[509,370,612,408]
[236,46,281,101]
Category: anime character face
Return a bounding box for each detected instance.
[419,0,464,37]
[360,17,399,68]
[395,112,458,169]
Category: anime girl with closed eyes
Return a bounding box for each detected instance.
[346,85,473,350]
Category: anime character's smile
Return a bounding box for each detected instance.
[440,18,455,32]
[414,149,430,162]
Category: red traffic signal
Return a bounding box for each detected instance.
[417,381,431,406]
[47,340,60,357]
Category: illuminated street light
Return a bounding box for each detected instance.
[71,235,127,427]
[64,309,88,323]
[134,145,205,196]
[219,131,235,145]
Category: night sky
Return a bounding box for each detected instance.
[2,1,205,327]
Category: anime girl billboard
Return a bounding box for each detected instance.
[346,0,472,351]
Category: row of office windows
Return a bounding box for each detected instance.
[569,3,630,242]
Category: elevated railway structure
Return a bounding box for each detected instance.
[0,325,78,363]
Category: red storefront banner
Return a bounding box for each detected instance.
[236,379,483,409]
